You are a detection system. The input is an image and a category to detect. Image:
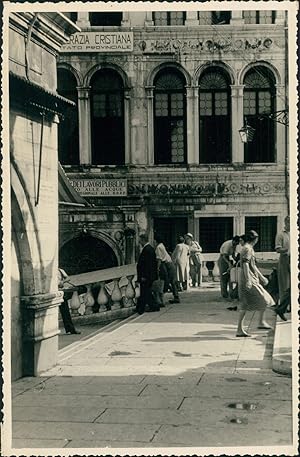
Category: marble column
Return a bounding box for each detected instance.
[145,11,154,26]
[121,12,131,27]
[21,291,63,376]
[185,11,199,26]
[193,85,200,165]
[77,86,92,164]
[76,12,90,28]
[275,84,287,165]
[230,10,244,24]
[275,10,286,25]
[124,89,131,165]
[145,86,154,165]
[186,86,196,165]
[230,85,244,163]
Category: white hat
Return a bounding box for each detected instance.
[186,233,194,238]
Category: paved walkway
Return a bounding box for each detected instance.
[11,287,294,452]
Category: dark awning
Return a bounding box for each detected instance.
[58,162,90,207]
[9,71,75,115]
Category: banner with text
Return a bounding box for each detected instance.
[70,179,127,196]
[61,32,133,52]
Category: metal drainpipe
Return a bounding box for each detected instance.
[25,13,39,81]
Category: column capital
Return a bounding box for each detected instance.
[145,85,154,98]
[230,85,245,97]
[77,86,91,99]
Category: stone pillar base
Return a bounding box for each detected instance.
[21,291,63,376]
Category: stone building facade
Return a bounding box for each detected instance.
[57,9,289,273]
[9,12,79,379]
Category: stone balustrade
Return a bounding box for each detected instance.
[63,264,139,317]
[200,253,220,284]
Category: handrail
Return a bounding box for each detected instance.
[64,263,137,289]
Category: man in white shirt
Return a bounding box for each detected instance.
[154,234,180,304]
[217,236,240,299]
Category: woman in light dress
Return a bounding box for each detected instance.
[236,230,274,337]
[172,236,190,291]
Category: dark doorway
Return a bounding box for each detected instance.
[59,235,118,275]
[199,217,234,253]
[153,217,188,254]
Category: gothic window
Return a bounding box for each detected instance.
[89,12,122,26]
[57,68,79,165]
[243,67,276,163]
[154,69,187,165]
[199,69,231,163]
[199,217,233,253]
[245,216,277,251]
[91,69,124,165]
[243,10,275,24]
[153,12,186,25]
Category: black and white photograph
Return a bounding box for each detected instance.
[2,1,298,455]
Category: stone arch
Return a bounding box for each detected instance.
[83,63,131,89]
[238,61,281,86]
[57,62,83,86]
[194,61,235,86]
[10,162,44,295]
[146,61,192,87]
[59,229,124,274]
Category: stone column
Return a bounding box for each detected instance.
[185,11,199,26]
[193,85,200,165]
[77,86,92,164]
[186,86,196,165]
[21,291,63,376]
[230,85,244,163]
[275,84,287,165]
[230,10,244,24]
[124,227,136,264]
[144,11,154,26]
[76,12,90,28]
[121,12,130,27]
[124,89,131,165]
[145,86,154,165]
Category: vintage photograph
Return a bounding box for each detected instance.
[2,1,298,455]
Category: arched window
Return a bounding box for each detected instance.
[243,67,276,163]
[89,12,122,26]
[154,69,187,164]
[91,69,124,165]
[199,69,231,163]
[57,68,79,165]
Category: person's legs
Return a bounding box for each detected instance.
[236,310,249,336]
[190,264,197,287]
[59,299,78,334]
[167,263,180,303]
[218,259,229,298]
[137,283,146,314]
[257,309,272,329]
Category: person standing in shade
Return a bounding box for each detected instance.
[236,230,274,337]
[172,235,190,291]
[154,234,180,304]
[185,233,202,287]
[58,268,81,335]
[136,233,158,314]
[274,216,290,320]
[218,236,240,299]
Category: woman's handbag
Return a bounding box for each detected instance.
[230,266,241,284]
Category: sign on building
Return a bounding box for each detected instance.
[70,178,127,196]
[61,32,133,52]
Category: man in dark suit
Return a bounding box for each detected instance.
[136,233,158,314]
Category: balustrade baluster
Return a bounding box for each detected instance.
[84,284,95,315]
[125,274,136,307]
[111,278,122,309]
[97,281,109,310]
[202,262,209,281]
[70,290,81,315]
[212,261,220,282]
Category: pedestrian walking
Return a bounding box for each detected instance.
[136,233,158,314]
[58,268,81,335]
[275,215,290,305]
[172,235,190,291]
[218,236,240,299]
[154,234,180,304]
[236,230,274,337]
[185,233,202,287]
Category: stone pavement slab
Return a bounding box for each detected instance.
[11,289,294,452]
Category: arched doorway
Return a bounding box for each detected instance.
[59,235,118,275]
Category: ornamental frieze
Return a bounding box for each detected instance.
[137,37,276,54]
[128,182,285,196]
